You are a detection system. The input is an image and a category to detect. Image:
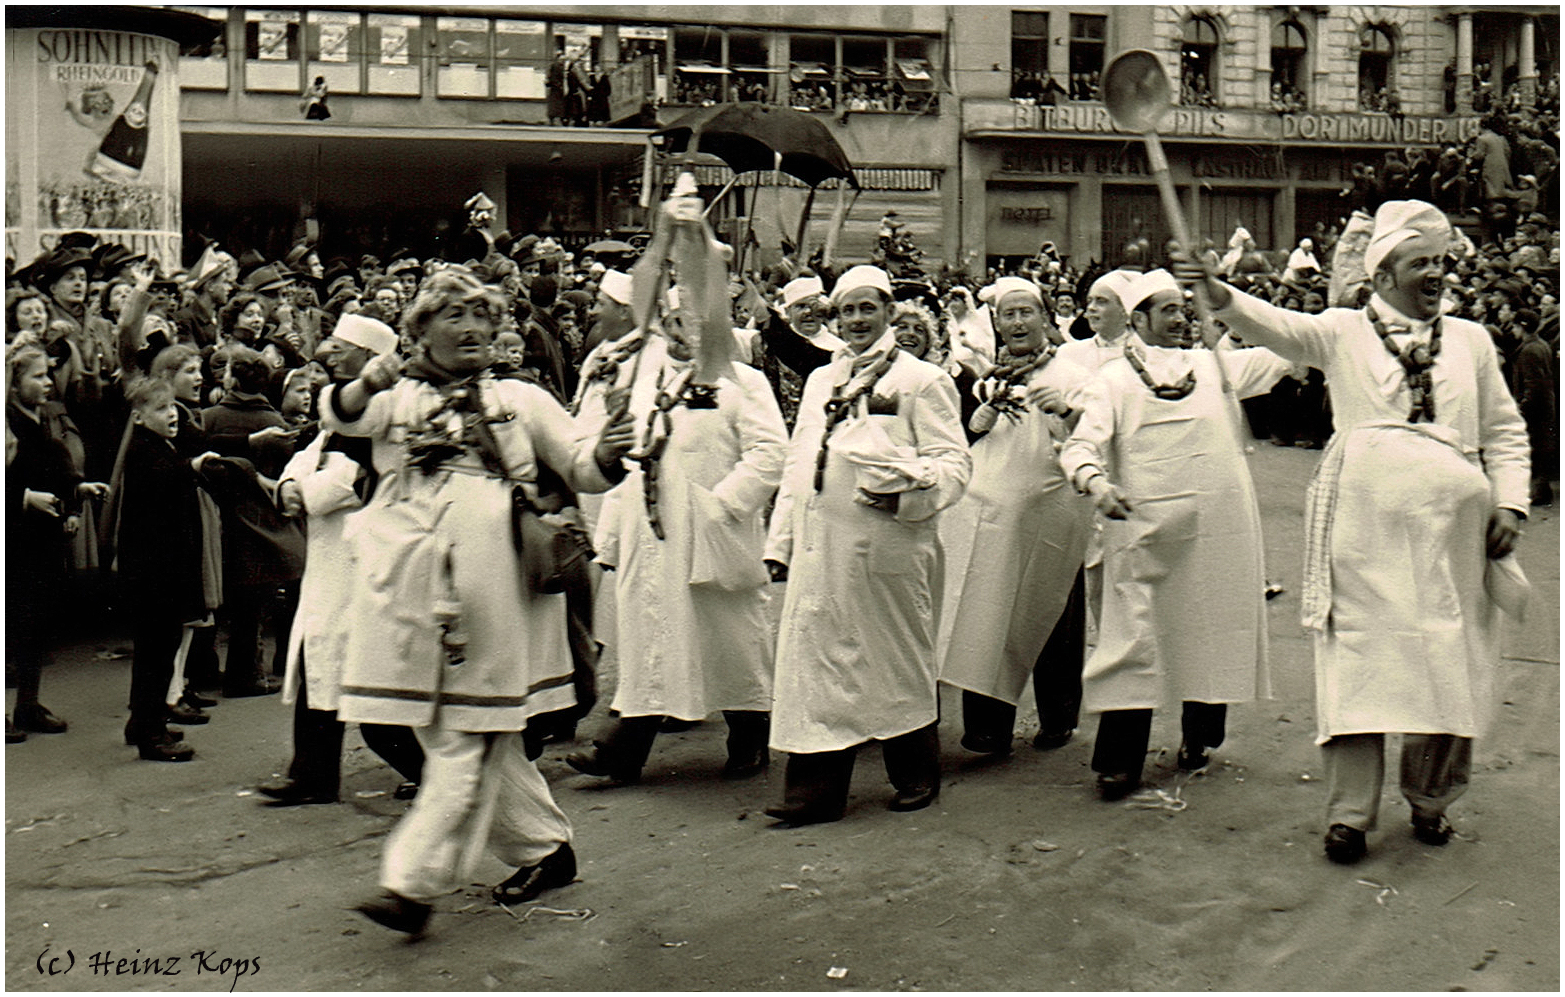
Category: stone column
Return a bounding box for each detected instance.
[1519,15,1536,102]
[1455,12,1474,113]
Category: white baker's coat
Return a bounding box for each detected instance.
[1059,343,1290,711]
[765,334,971,752]
[586,354,787,720]
[279,431,365,711]
[936,353,1094,704]
[1213,292,1530,742]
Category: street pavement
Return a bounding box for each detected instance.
[5,443,1559,991]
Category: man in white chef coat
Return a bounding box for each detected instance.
[763,265,971,825]
[1183,200,1530,864]
[1059,269,1290,801]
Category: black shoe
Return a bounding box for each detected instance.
[125,726,185,746]
[1096,772,1139,801]
[1176,743,1211,772]
[167,703,210,725]
[888,785,939,812]
[263,790,337,808]
[7,718,26,744]
[659,717,699,733]
[959,731,1012,756]
[1032,728,1074,751]
[138,738,194,762]
[393,781,419,801]
[492,843,576,905]
[565,750,640,784]
[355,891,431,936]
[257,779,336,806]
[721,748,769,779]
[183,691,219,709]
[1411,812,1453,846]
[1264,582,1286,600]
[1324,823,1367,864]
[14,704,67,734]
[763,804,844,826]
[224,677,282,698]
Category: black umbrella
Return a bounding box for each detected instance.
[651,102,857,189]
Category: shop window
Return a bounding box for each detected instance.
[496,20,549,100]
[728,31,776,105]
[307,11,362,95]
[554,24,603,73]
[367,13,420,96]
[244,9,300,93]
[673,26,725,106]
[841,36,889,111]
[1068,14,1105,100]
[1270,20,1307,112]
[1180,16,1219,107]
[437,17,492,99]
[1011,11,1049,97]
[1358,25,1394,111]
[895,37,939,113]
[174,5,228,90]
[788,34,836,110]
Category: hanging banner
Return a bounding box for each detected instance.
[6,28,183,268]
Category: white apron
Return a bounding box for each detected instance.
[599,360,786,720]
[937,356,1093,704]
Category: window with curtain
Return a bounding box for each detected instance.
[1180,17,1218,107]
[1270,20,1307,111]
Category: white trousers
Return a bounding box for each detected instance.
[381,727,571,901]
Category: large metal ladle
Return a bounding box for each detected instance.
[1102,49,1232,394]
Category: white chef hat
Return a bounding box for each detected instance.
[978,275,1044,308]
[1089,270,1139,311]
[1122,269,1182,312]
[829,265,893,305]
[599,269,633,306]
[332,313,399,356]
[781,275,825,310]
[1364,200,1452,276]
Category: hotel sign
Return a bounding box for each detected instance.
[967,99,1482,147]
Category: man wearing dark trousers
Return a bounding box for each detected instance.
[261,316,424,805]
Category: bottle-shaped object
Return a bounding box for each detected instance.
[433,548,467,666]
[89,61,158,183]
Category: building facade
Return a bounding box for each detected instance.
[24,5,1549,273]
[165,4,956,268]
[953,4,1558,270]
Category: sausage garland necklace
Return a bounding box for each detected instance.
[1367,304,1443,424]
[813,348,898,493]
[973,343,1056,422]
[1122,339,1196,401]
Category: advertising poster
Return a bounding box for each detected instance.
[257,20,288,60]
[6,28,182,268]
[318,21,349,63]
[378,24,408,65]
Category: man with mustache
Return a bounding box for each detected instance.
[751,275,845,429]
[1182,200,1531,864]
[1059,269,1291,802]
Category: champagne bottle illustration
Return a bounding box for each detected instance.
[89,60,158,182]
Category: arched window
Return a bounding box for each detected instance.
[1270,20,1308,111]
[1358,24,1394,111]
[1180,16,1219,107]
